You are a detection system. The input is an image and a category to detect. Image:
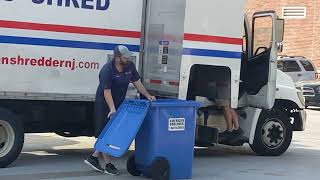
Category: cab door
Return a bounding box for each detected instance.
[246,11,284,109]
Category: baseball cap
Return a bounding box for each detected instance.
[114,45,132,58]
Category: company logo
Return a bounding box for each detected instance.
[4,0,110,11]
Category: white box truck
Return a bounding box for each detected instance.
[0,0,306,168]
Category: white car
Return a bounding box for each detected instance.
[277,56,317,82]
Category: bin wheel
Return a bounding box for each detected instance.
[150,157,169,180]
[126,155,142,176]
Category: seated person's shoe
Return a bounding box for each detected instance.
[218,130,233,143]
[232,128,244,136]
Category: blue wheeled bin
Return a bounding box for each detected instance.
[126,99,201,180]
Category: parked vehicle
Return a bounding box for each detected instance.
[277,56,317,82]
[296,80,320,108]
[0,0,306,168]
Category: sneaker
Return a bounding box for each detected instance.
[232,128,244,136]
[218,130,233,143]
[84,156,103,172]
[226,128,246,145]
[104,163,119,176]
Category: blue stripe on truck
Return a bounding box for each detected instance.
[183,48,241,59]
[0,35,140,52]
[0,35,241,59]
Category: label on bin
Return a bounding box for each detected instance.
[168,118,185,131]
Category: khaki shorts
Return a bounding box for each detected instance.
[215,81,231,107]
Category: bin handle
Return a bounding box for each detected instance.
[107,144,121,150]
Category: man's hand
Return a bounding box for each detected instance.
[104,89,117,119]
[108,109,116,118]
[147,95,156,101]
[133,80,156,101]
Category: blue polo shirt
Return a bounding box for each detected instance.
[95,60,140,110]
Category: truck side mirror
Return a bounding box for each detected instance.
[276,19,284,42]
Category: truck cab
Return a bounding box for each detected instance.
[141,1,306,156]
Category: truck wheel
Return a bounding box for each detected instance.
[250,109,292,156]
[126,155,142,176]
[0,109,24,168]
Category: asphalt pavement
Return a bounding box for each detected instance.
[0,108,320,180]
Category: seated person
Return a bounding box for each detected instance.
[215,81,244,143]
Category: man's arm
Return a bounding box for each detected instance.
[133,80,156,101]
[104,89,116,118]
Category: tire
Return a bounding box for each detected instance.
[250,109,292,156]
[0,109,24,168]
[126,155,142,176]
[150,157,170,180]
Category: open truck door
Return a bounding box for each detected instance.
[246,11,284,109]
[140,0,186,98]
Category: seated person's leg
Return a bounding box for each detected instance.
[223,106,234,131]
[216,80,244,142]
[218,105,234,143]
[230,108,239,130]
[230,108,244,136]
[219,105,244,143]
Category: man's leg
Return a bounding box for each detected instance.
[93,103,119,175]
[84,101,107,172]
[84,151,103,172]
[102,153,112,164]
[92,151,100,158]
[102,153,119,175]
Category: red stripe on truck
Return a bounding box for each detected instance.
[0,20,242,45]
[0,20,141,38]
[184,33,242,45]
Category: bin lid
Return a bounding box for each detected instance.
[94,99,151,157]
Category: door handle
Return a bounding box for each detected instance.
[298,74,302,77]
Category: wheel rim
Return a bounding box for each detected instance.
[0,120,15,158]
[261,118,286,149]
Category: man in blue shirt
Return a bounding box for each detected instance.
[85,45,155,175]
